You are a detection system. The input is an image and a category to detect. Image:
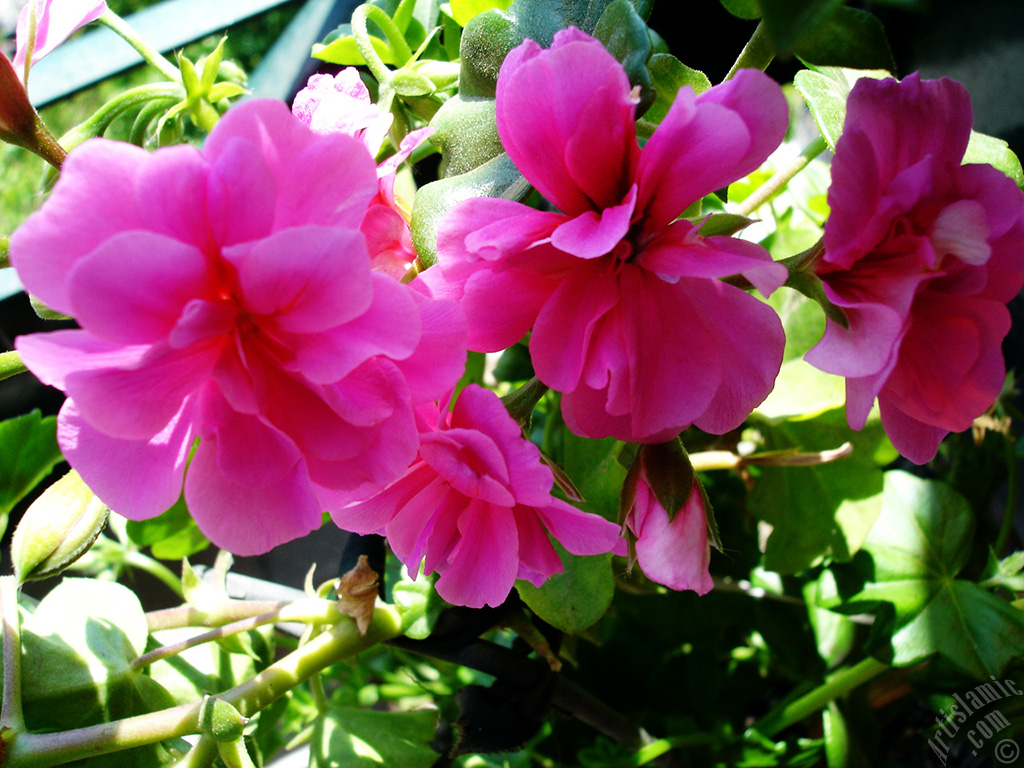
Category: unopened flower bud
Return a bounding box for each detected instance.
[11,469,109,583]
[199,696,248,742]
[0,53,65,168]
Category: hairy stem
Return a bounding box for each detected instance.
[4,607,401,768]
[734,135,829,218]
[96,10,181,82]
[723,21,774,81]
[1,576,26,733]
[350,4,413,84]
[753,656,889,738]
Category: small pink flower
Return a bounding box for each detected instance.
[626,471,712,595]
[331,385,624,608]
[14,0,107,80]
[293,69,432,278]
[12,99,466,555]
[805,74,1024,463]
[423,29,789,444]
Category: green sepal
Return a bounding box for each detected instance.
[199,697,248,742]
[698,212,757,238]
[639,440,695,525]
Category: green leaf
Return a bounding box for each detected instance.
[517,546,615,633]
[0,410,63,539]
[392,565,445,639]
[593,0,653,113]
[449,0,513,27]
[719,0,761,20]
[125,495,210,560]
[755,288,846,421]
[838,471,1024,677]
[310,707,439,768]
[20,579,154,731]
[793,66,891,150]
[749,407,891,574]
[964,129,1024,189]
[805,578,856,670]
[411,152,531,266]
[640,53,711,130]
[759,0,846,56]
[793,6,895,71]
[313,30,397,66]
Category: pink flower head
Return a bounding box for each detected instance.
[293,69,433,278]
[422,28,789,444]
[805,74,1024,463]
[12,99,466,555]
[331,385,625,608]
[626,470,712,595]
[14,0,107,80]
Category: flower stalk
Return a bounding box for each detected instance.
[96,9,181,82]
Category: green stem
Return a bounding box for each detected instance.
[123,550,185,598]
[169,737,217,768]
[1,576,26,733]
[3,607,401,768]
[723,20,774,81]
[350,4,413,83]
[59,83,184,151]
[133,599,341,670]
[734,135,828,218]
[95,10,181,82]
[0,351,28,383]
[995,432,1019,556]
[217,738,258,768]
[753,656,888,738]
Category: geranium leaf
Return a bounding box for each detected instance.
[310,707,438,768]
[0,410,63,539]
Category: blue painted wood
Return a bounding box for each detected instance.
[27,0,294,107]
[248,0,360,100]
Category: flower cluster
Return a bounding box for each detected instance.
[806,74,1024,463]
[9,16,1024,607]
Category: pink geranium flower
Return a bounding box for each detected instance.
[625,470,713,595]
[422,28,789,443]
[14,0,107,81]
[293,69,432,278]
[331,385,624,608]
[805,74,1024,463]
[12,99,466,555]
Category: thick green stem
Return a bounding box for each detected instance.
[3,607,401,768]
[1,576,26,733]
[753,656,888,738]
[59,83,184,151]
[995,432,1019,556]
[123,550,185,598]
[734,135,828,218]
[723,21,774,81]
[0,351,28,383]
[96,10,181,82]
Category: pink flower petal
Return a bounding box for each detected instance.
[435,499,519,608]
[550,185,637,259]
[629,481,712,594]
[14,0,107,74]
[57,398,193,520]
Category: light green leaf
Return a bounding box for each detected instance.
[793,66,891,150]
[749,407,890,574]
[448,0,513,27]
[125,496,210,560]
[0,410,63,539]
[964,130,1024,189]
[310,707,439,768]
[20,579,153,731]
[838,471,1024,677]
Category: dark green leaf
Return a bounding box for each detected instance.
[0,410,63,540]
[310,707,438,768]
[838,471,1024,677]
[749,407,891,574]
[517,545,615,633]
[593,0,653,113]
[794,6,895,71]
[640,440,695,524]
[719,0,761,20]
[759,0,846,56]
